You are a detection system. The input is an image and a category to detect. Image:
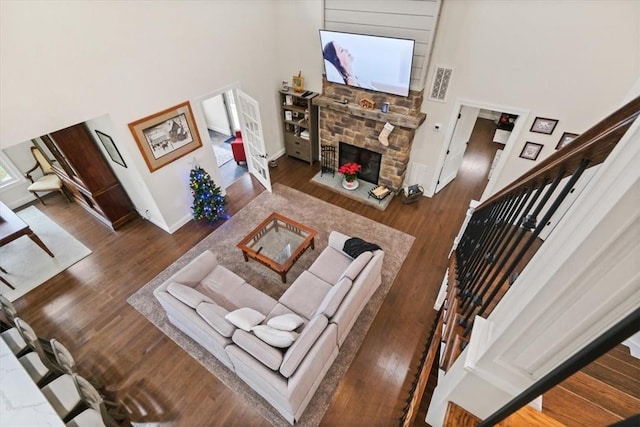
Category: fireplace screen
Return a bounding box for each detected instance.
[339,142,382,185]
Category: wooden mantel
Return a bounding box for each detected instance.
[313,95,426,129]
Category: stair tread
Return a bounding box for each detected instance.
[443,401,566,427]
[499,404,565,427]
[582,361,640,399]
[543,385,623,426]
[560,371,640,418]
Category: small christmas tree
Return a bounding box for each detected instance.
[189,166,227,223]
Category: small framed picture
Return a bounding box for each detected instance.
[520,142,544,161]
[285,111,293,121]
[285,95,293,105]
[530,117,559,135]
[555,132,579,150]
[95,130,126,168]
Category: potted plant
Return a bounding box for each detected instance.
[338,162,362,190]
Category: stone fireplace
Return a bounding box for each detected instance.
[314,78,426,191]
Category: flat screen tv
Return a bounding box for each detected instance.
[319,29,415,97]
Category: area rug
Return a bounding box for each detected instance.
[213,143,234,167]
[0,206,92,301]
[127,183,414,426]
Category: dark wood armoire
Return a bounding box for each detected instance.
[41,123,138,230]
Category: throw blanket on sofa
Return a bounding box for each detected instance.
[343,238,382,258]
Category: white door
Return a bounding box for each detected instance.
[435,105,481,193]
[235,89,272,192]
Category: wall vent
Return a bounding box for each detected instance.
[429,66,453,102]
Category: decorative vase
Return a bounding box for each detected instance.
[342,176,359,190]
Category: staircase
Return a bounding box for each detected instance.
[400,96,640,426]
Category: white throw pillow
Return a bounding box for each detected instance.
[267,313,305,331]
[252,325,298,348]
[225,307,265,332]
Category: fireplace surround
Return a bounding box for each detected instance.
[314,78,426,191]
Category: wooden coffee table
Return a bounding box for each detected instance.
[237,212,317,283]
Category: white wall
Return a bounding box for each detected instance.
[0,1,282,231]
[413,0,640,196]
[202,95,231,135]
[274,1,324,95]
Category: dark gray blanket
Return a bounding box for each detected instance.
[343,237,382,258]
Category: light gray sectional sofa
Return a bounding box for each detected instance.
[153,231,384,424]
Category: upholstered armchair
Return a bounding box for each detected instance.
[25,146,71,205]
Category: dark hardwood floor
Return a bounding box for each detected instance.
[13,119,499,426]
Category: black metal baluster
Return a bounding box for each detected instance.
[474,161,590,325]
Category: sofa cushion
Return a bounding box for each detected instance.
[226,282,278,314]
[196,302,234,337]
[232,329,284,370]
[338,251,373,282]
[167,282,214,308]
[280,315,328,378]
[307,247,352,285]
[279,271,332,319]
[202,265,246,296]
[315,277,352,318]
[267,313,305,331]
[252,325,298,348]
[225,307,265,332]
[170,250,218,286]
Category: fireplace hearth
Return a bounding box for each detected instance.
[339,142,381,185]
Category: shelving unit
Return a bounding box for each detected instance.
[279,89,319,165]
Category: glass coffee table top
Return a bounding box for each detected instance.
[237,212,317,283]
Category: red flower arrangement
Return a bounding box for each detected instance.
[338,162,361,182]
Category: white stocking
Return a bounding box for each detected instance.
[378,122,394,146]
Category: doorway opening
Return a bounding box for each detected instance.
[201,90,248,187]
[434,100,529,201]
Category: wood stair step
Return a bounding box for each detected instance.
[443,401,566,427]
[543,385,622,426]
[582,361,640,399]
[560,370,640,419]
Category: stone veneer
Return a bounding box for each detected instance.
[317,78,425,191]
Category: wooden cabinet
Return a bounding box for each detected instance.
[279,90,319,165]
[42,124,137,230]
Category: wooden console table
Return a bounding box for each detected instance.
[0,202,54,289]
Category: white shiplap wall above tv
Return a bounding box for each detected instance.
[324,0,441,93]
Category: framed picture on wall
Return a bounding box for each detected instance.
[530,117,559,135]
[519,141,544,161]
[555,132,579,150]
[128,101,203,172]
[95,130,126,168]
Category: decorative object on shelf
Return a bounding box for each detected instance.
[189,166,227,223]
[292,71,304,93]
[284,95,293,105]
[281,81,289,91]
[129,101,203,172]
[378,122,394,146]
[95,130,126,168]
[401,184,424,204]
[519,141,544,160]
[359,97,375,110]
[338,162,361,190]
[284,110,293,121]
[530,117,558,135]
[381,102,390,113]
[556,132,579,150]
